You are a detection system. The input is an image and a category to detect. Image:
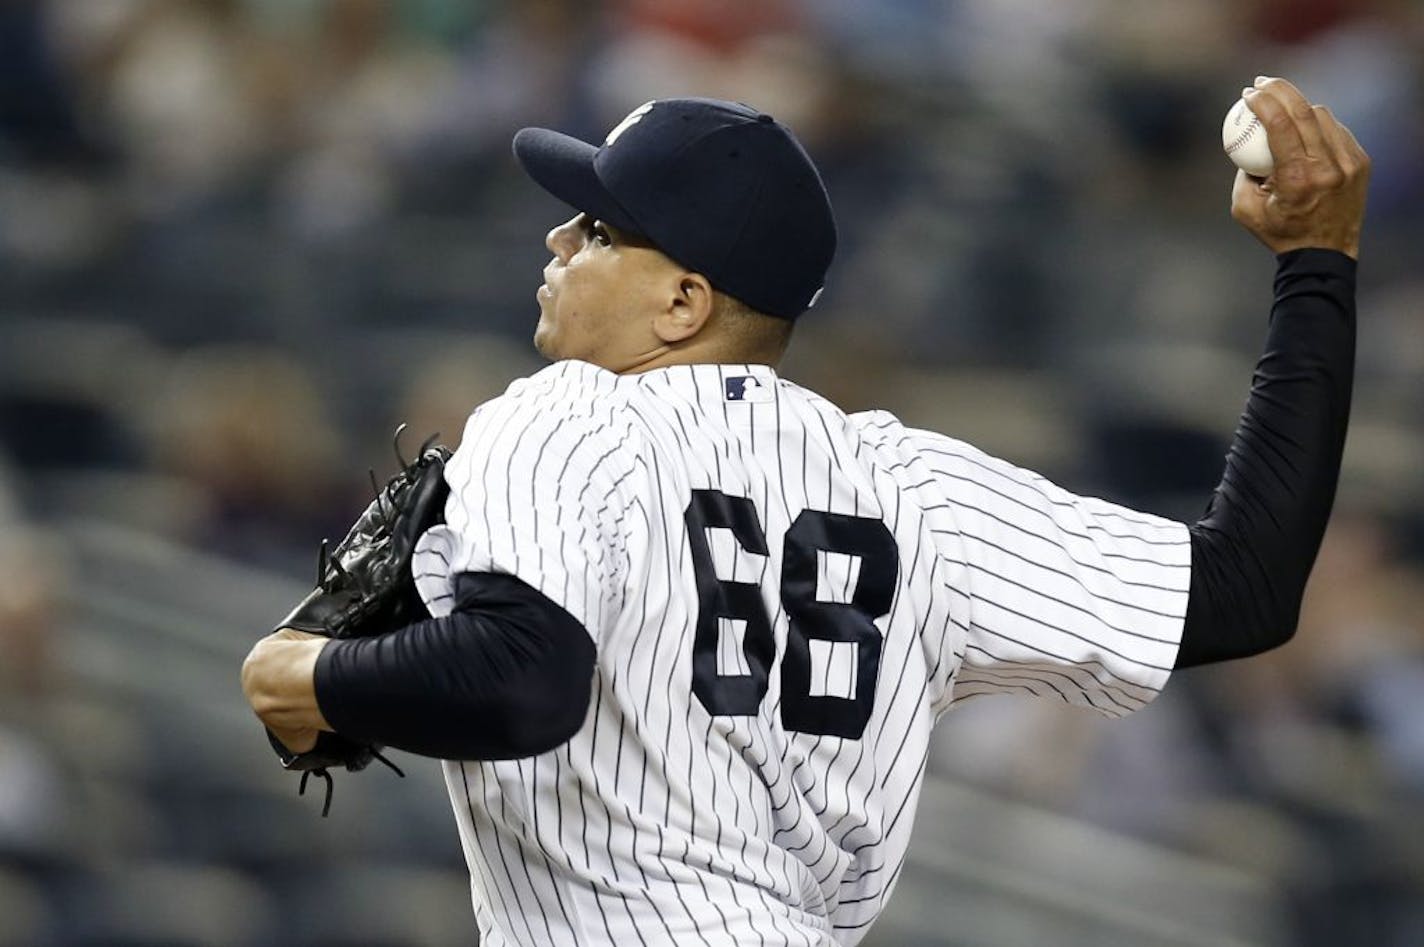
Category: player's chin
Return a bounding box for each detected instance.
[532,317,559,360]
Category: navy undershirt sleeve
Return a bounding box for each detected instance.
[1175,248,1356,668]
[313,571,596,760]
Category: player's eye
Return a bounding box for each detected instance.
[591,222,613,247]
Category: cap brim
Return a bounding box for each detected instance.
[512,128,644,236]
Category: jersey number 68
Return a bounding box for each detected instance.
[684,489,898,740]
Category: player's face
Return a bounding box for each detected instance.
[535,214,680,371]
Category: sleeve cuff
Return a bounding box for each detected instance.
[312,638,365,741]
[1275,247,1357,280]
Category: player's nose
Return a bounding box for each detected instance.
[546,216,581,264]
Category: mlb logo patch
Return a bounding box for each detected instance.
[725,375,773,403]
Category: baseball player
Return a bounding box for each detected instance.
[243,78,1368,945]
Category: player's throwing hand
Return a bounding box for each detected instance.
[1231,76,1370,259]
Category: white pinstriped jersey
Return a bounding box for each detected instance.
[411,360,1190,946]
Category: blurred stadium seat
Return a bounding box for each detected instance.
[0,866,53,947]
[279,865,475,947]
[59,860,278,947]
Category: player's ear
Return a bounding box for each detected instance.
[653,271,714,344]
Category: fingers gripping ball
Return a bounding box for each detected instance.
[1223,97,1273,177]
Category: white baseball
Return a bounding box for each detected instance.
[1222,97,1273,177]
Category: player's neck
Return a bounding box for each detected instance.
[606,341,780,376]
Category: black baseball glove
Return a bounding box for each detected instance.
[266,427,452,814]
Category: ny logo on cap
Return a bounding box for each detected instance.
[604,101,655,147]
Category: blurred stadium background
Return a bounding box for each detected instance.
[1,0,1422,944]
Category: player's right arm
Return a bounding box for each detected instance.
[907,78,1366,705]
[894,230,1353,710]
[1172,77,1367,666]
[878,79,1367,716]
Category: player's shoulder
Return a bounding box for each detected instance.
[495,359,615,407]
[470,361,623,422]
[774,387,988,465]
[847,407,906,438]
[456,360,641,463]
[846,408,996,467]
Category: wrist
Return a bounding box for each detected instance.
[242,636,333,732]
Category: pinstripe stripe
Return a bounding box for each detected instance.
[410,359,1190,946]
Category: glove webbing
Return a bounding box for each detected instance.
[299,750,407,817]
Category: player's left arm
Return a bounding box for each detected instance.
[242,579,594,759]
[244,391,633,760]
[1176,77,1368,667]
[314,571,595,759]
[307,395,637,759]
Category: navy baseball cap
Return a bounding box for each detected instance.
[513,98,836,320]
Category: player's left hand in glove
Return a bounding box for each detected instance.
[246,428,451,814]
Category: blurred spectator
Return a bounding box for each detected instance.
[415,0,604,163]
[86,0,290,215]
[1178,509,1424,945]
[0,0,97,166]
[388,333,545,452]
[0,454,69,871]
[0,531,60,704]
[590,0,833,135]
[278,0,456,242]
[0,458,62,703]
[147,345,352,572]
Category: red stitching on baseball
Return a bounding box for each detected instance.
[1226,116,1262,155]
